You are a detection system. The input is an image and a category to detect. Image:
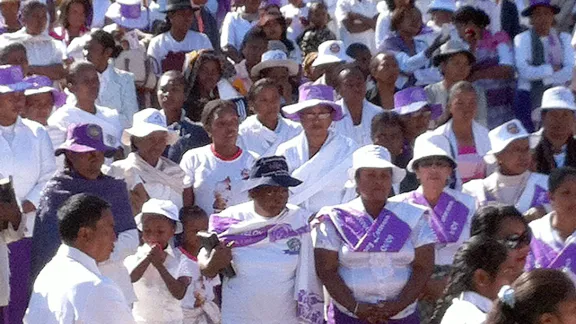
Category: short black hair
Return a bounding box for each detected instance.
[90,29,122,58]
[452,6,490,29]
[0,42,27,65]
[21,1,47,20]
[179,205,208,223]
[346,43,370,59]
[58,193,111,245]
[549,167,576,193]
[67,61,96,85]
[247,78,278,103]
[371,110,403,141]
[200,99,237,132]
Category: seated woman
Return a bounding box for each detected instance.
[107,108,184,209]
[452,6,516,129]
[180,100,256,215]
[251,49,300,105]
[199,156,324,324]
[22,75,66,126]
[314,144,435,323]
[239,78,302,157]
[432,236,516,324]
[276,83,358,213]
[433,81,490,183]
[382,6,447,89]
[514,0,573,132]
[392,133,476,318]
[1,1,66,81]
[463,119,551,221]
[183,50,242,122]
[0,0,21,34]
[31,123,138,306]
[366,52,400,109]
[50,0,91,47]
[526,167,576,281]
[531,87,576,174]
[470,204,531,282]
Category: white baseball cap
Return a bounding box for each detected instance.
[251,50,299,78]
[484,119,530,164]
[135,199,183,234]
[312,40,355,67]
[122,108,179,146]
[407,133,456,172]
[532,86,576,122]
[346,145,406,187]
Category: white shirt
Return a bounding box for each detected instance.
[220,12,258,50]
[281,3,310,42]
[335,0,378,53]
[238,115,302,157]
[25,245,135,324]
[0,117,56,237]
[180,145,256,215]
[375,11,392,52]
[124,244,185,324]
[176,249,220,310]
[1,29,65,66]
[331,99,383,146]
[514,29,574,91]
[97,64,139,128]
[440,291,493,324]
[0,217,25,306]
[148,30,213,75]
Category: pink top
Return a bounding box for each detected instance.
[457,145,486,183]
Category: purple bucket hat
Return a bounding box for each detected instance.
[394,87,442,120]
[521,0,560,16]
[24,75,67,108]
[282,83,344,121]
[0,65,32,94]
[55,123,118,157]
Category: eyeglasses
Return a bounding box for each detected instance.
[418,158,452,169]
[299,112,332,121]
[500,230,532,250]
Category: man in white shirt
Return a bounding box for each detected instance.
[25,193,135,324]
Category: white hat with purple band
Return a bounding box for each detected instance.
[282,83,344,121]
[24,75,67,107]
[0,65,32,94]
[105,0,149,30]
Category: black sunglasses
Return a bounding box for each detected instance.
[500,230,532,250]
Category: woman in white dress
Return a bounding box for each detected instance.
[276,83,358,213]
[463,119,551,221]
[199,156,323,324]
[313,144,436,323]
[238,78,302,157]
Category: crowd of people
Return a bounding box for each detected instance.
[2,0,576,322]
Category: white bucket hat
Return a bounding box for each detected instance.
[484,119,530,164]
[251,50,299,78]
[122,108,179,146]
[346,145,406,187]
[135,199,183,234]
[312,40,355,67]
[105,0,150,30]
[428,0,457,12]
[532,86,576,122]
[407,133,457,172]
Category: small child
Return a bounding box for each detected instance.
[297,2,336,55]
[125,199,193,324]
[177,206,221,324]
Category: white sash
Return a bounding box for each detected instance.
[117,153,186,192]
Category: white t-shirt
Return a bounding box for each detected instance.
[176,249,220,310]
[281,3,310,42]
[147,30,213,75]
[335,0,378,53]
[220,12,258,50]
[180,145,256,215]
[441,291,493,324]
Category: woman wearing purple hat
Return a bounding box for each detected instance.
[31,123,139,306]
[513,0,574,132]
[275,83,359,213]
[22,75,66,126]
[0,64,56,324]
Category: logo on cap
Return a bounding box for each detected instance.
[271,52,285,60]
[148,113,164,125]
[506,123,519,134]
[329,43,340,54]
[86,124,101,138]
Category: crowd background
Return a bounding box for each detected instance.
[2,0,576,322]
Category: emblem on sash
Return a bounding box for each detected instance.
[284,237,301,255]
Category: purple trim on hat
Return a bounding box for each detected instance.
[0,65,24,85]
[24,75,67,107]
[55,123,117,157]
[120,3,142,19]
[394,87,428,111]
[283,83,344,121]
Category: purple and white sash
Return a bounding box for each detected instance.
[528,237,576,275]
[321,207,412,253]
[410,192,469,244]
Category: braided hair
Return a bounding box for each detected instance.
[430,236,509,324]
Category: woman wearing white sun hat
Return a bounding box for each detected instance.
[463,119,551,221]
[106,108,184,210]
[391,133,476,320]
[313,144,436,324]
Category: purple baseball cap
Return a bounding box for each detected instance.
[521,0,560,16]
[282,83,344,121]
[0,65,32,94]
[394,87,442,120]
[55,123,118,157]
[24,75,67,108]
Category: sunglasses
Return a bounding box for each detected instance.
[500,230,532,250]
[417,158,452,169]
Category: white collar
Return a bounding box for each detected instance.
[57,245,101,275]
[460,291,493,313]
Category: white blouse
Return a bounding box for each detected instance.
[440,291,493,324]
[220,11,258,50]
[238,115,302,157]
[331,99,383,146]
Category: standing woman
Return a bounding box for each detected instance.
[391,133,476,320]
[514,0,574,132]
[463,119,551,221]
[50,0,92,47]
[526,167,576,281]
[276,83,358,213]
[220,0,262,63]
[432,81,490,184]
[180,100,256,215]
[238,78,302,157]
[313,144,435,323]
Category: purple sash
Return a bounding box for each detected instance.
[325,207,412,252]
[529,237,576,274]
[530,185,550,208]
[410,192,468,244]
[209,215,309,248]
